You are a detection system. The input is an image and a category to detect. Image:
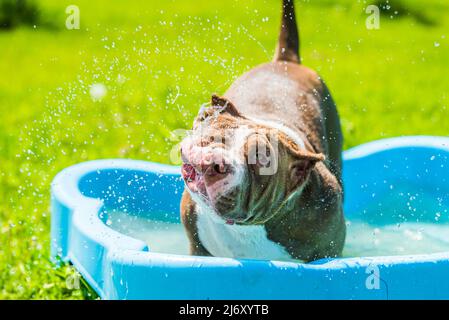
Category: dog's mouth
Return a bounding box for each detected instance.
[181,163,207,196]
[181,162,243,223]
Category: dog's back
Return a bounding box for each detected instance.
[225,0,343,181]
[180,0,346,262]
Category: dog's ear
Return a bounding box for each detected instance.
[288,156,320,191]
[278,132,325,161]
[211,94,242,118]
[193,95,243,128]
[278,132,325,190]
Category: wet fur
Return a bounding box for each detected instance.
[180,0,345,262]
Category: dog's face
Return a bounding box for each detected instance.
[180,95,324,224]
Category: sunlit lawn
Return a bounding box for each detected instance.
[0,0,448,299]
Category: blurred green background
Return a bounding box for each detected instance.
[0,0,448,299]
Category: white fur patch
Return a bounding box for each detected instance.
[193,198,292,261]
[246,117,305,151]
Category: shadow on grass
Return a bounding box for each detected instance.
[0,0,60,31]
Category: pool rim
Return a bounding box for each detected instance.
[51,135,449,299]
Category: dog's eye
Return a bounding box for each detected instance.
[256,151,271,167]
[247,136,273,168]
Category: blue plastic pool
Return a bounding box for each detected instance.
[51,136,449,299]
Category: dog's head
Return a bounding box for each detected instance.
[180,95,325,224]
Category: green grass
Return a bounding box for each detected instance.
[0,0,448,299]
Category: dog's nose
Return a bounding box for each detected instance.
[194,158,231,177]
[180,141,233,180]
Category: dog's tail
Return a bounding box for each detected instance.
[274,0,300,64]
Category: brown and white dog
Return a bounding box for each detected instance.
[179,0,345,262]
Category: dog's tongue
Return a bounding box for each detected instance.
[182,164,208,196]
[182,163,196,182]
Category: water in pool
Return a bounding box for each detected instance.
[105,210,449,259]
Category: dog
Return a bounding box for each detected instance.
[179,0,345,262]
